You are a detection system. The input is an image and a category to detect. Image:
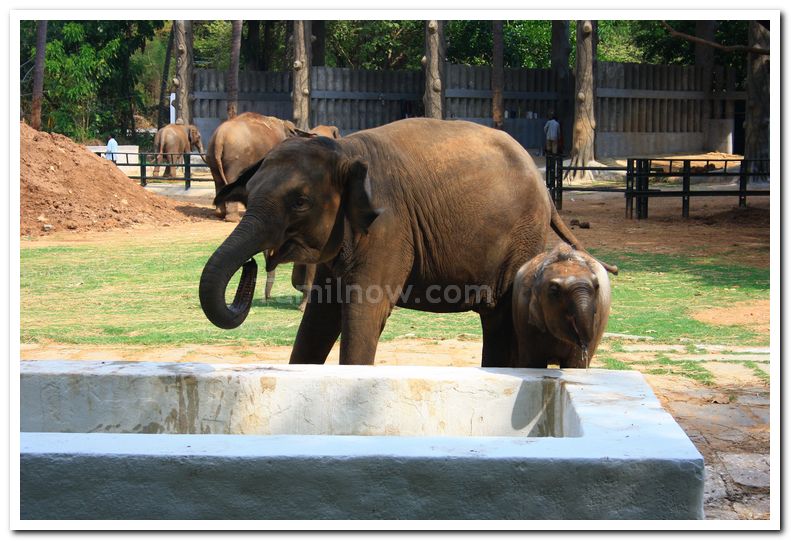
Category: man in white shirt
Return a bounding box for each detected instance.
[543,114,561,156]
[105,135,118,164]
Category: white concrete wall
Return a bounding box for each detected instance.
[19,363,705,520]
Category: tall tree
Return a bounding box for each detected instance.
[262,21,275,71]
[566,20,597,181]
[551,21,571,152]
[173,20,194,124]
[423,20,445,119]
[30,20,47,130]
[243,20,262,71]
[492,21,504,129]
[695,21,717,148]
[312,20,326,66]
[745,21,770,179]
[292,20,311,130]
[227,20,243,119]
[157,24,175,129]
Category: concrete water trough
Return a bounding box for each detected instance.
[20,361,704,520]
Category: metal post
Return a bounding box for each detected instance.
[140,153,147,187]
[184,153,191,190]
[641,159,649,219]
[738,160,748,208]
[556,157,564,210]
[682,160,691,218]
[626,158,634,219]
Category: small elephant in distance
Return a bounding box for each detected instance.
[512,243,612,369]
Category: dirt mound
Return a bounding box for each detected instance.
[20,122,200,237]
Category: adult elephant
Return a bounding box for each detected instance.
[199,118,616,366]
[205,112,340,309]
[152,123,205,177]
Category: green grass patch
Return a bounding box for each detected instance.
[742,361,770,384]
[597,356,631,371]
[589,249,769,346]
[637,354,715,385]
[19,241,769,348]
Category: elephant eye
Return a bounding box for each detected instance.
[548,283,561,296]
[291,195,311,211]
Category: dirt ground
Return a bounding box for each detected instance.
[19,137,772,521]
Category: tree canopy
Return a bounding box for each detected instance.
[20,19,750,142]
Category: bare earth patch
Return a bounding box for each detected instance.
[691,299,770,337]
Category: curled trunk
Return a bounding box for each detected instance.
[199,217,266,329]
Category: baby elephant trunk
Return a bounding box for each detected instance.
[568,282,596,350]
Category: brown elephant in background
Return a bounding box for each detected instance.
[511,244,611,369]
[309,125,342,139]
[205,112,340,310]
[152,123,205,177]
[199,118,617,366]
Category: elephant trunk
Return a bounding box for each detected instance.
[199,216,269,329]
[568,284,596,350]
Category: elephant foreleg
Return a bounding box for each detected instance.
[290,265,341,365]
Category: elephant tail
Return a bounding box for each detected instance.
[550,205,619,276]
[213,137,229,185]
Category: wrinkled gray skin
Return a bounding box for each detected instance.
[152,123,205,177]
[512,244,611,368]
[205,112,340,310]
[199,118,612,366]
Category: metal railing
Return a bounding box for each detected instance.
[95,151,211,189]
[545,155,770,219]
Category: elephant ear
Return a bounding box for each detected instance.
[527,286,547,333]
[283,120,315,139]
[340,159,381,235]
[214,159,264,208]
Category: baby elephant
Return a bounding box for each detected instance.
[512,244,611,368]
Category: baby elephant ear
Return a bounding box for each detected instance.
[527,288,547,333]
[342,160,382,235]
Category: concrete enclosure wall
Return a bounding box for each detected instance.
[20,362,704,520]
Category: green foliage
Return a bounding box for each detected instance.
[326,20,424,70]
[20,20,164,141]
[446,20,552,68]
[194,20,232,70]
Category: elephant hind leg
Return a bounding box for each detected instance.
[479,297,516,368]
[264,269,276,300]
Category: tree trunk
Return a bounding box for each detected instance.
[551,21,571,77]
[312,20,326,66]
[745,21,770,180]
[284,21,294,72]
[243,20,261,71]
[262,21,274,72]
[566,20,597,181]
[292,20,312,130]
[423,20,445,119]
[696,20,717,149]
[492,21,505,130]
[173,20,194,125]
[157,24,175,130]
[227,20,243,119]
[30,20,47,130]
[551,21,571,152]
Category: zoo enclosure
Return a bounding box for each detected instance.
[94,151,210,189]
[545,155,770,219]
[191,61,746,158]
